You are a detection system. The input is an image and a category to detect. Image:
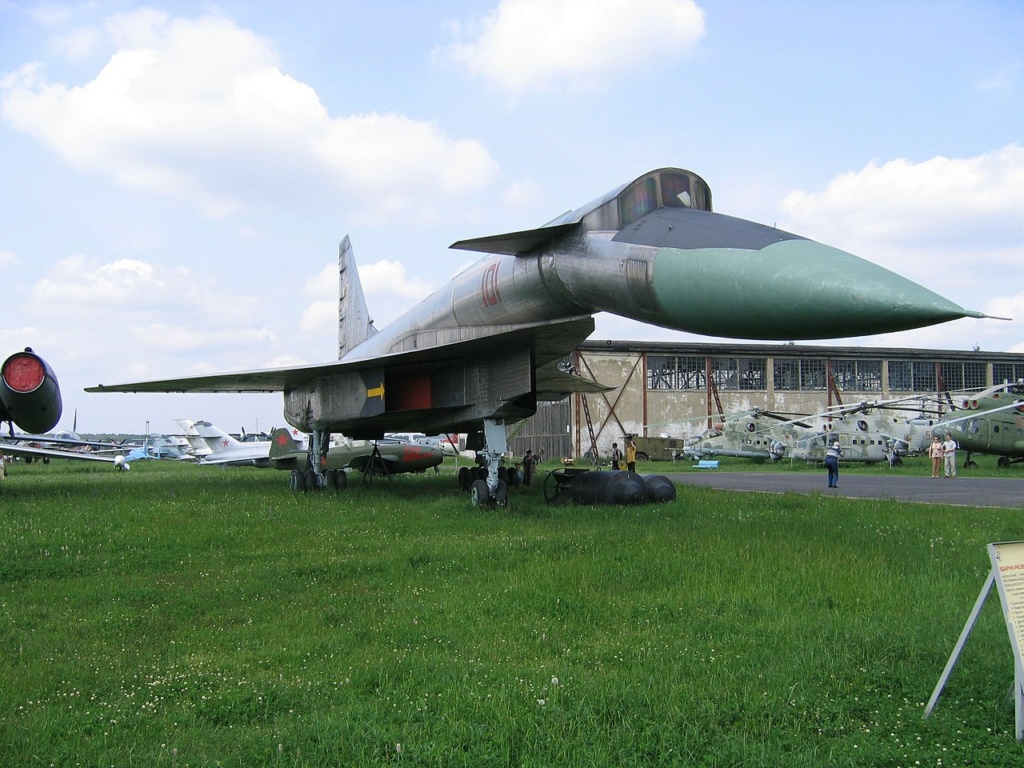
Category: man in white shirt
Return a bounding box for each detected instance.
[941,433,958,478]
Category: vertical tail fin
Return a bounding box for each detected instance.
[191,420,242,454]
[338,235,378,359]
[269,427,301,459]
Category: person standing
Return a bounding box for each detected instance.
[625,439,637,473]
[522,449,535,486]
[942,433,958,478]
[824,440,842,488]
[611,442,622,470]
[928,435,944,478]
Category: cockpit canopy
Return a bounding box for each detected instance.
[575,168,713,232]
[451,167,714,256]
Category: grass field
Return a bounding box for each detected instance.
[2,456,1024,766]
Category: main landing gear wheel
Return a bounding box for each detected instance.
[998,456,1010,468]
[289,469,307,492]
[325,468,347,490]
[493,480,508,507]
[469,479,509,507]
[470,479,489,506]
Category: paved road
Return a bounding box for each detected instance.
[662,470,1024,510]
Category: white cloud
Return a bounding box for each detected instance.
[774,145,1024,354]
[30,254,261,328]
[358,260,434,301]
[126,323,277,353]
[298,258,436,337]
[502,177,544,209]
[439,0,706,93]
[0,250,19,268]
[1,10,498,221]
[779,144,1024,251]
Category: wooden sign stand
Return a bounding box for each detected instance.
[924,542,1024,739]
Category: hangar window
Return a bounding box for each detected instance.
[913,363,937,392]
[831,360,881,391]
[773,358,800,391]
[994,363,1024,385]
[939,362,962,391]
[647,355,705,390]
[712,357,767,391]
[889,361,912,391]
[856,360,882,391]
[831,360,856,390]
[773,358,826,391]
[739,357,767,390]
[889,360,937,392]
[800,359,826,391]
[936,361,986,391]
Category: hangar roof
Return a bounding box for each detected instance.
[578,340,1024,363]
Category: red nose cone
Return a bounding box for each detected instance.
[2,353,46,393]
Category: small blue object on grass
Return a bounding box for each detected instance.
[693,460,719,470]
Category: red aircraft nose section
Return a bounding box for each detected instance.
[2,352,47,393]
[0,349,63,434]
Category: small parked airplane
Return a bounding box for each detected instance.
[268,428,445,489]
[174,419,307,467]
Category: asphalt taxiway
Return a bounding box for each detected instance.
[663,471,1023,510]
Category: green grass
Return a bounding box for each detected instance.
[2,458,1024,766]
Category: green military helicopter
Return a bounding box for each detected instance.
[933,383,1024,468]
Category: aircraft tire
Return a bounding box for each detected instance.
[303,469,318,491]
[966,460,978,469]
[493,480,509,507]
[497,466,508,484]
[289,469,306,492]
[458,466,470,490]
[998,457,1010,468]
[325,469,347,490]
[470,479,490,506]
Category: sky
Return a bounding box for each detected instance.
[1,0,1022,435]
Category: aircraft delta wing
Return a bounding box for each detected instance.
[88,167,994,503]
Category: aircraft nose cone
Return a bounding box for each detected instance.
[651,238,973,340]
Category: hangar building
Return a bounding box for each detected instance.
[509,340,1024,462]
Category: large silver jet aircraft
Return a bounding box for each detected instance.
[88,167,992,502]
